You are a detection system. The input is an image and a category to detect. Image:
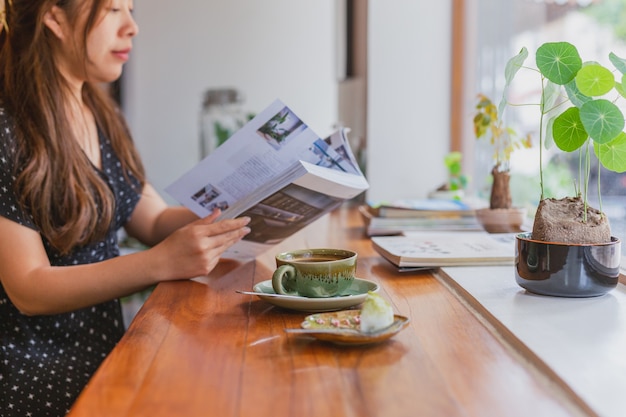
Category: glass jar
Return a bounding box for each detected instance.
[199,88,246,159]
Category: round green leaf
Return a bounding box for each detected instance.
[575,64,615,96]
[536,42,582,85]
[579,99,625,144]
[594,131,626,172]
[552,107,588,151]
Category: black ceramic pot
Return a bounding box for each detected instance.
[515,232,621,297]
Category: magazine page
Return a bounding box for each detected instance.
[371,231,516,267]
[218,130,368,217]
[323,128,363,176]
[224,182,345,259]
[166,99,348,219]
[223,160,368,259]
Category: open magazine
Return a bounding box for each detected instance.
[166,99,369,259]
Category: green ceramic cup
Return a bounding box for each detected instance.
[272,248,357,298]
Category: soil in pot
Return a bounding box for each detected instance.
[532,196,611,244]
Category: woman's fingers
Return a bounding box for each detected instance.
[153,214,251,280]
[208,218,250,251]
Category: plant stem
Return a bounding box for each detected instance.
[577,149,583,196]
[539,75,545,201]
[597,158,603,215]
[584,141,590,222]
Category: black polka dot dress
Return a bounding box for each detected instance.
[0,108,142,417]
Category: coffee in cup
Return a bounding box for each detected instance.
[272,248,357,298]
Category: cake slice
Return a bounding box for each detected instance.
[360,291,394,333]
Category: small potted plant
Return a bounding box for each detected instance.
[428,151,469,201]
[473,93,531,232]
[503,42,626,297]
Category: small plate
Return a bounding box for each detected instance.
[248,278,379,312]
[286,310,410,345]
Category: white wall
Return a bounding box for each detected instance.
[123,0,338,200]
[366,0,452,202]
[124,1,453,204]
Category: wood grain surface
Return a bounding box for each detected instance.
[68,206,596,417]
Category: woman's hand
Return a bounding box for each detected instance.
[148,210,251,281]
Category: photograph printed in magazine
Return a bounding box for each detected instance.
[166,99,369,259]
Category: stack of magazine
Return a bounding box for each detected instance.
[363,200,517,271]
[166,99,369,260]
[360,200,482,236]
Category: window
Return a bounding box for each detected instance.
[461,0,626,240]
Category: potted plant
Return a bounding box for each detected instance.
[473,93,531,232]
[503,41,626,297]
[427,151,469,201]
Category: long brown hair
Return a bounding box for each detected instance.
[0,0,146,254]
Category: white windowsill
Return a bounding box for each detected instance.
[440,265,626,417]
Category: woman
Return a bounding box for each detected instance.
[0,1,251,416]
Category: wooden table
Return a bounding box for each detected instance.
[68,206,597,417]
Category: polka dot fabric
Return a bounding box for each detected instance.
[0,108,142,417]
